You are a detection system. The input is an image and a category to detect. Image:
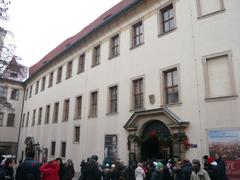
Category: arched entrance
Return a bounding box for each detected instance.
[140,120,173,161]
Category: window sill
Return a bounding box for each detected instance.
[88,115,97,118]
[108,54,119,60]
[62,120,69,122]
[205,95,238,102]
[74,117,81,120]
[129,108,145,112]
[158,27,177,38]
[56,81,61,84]
[65,76,72,80]
[161,102,182,108]
[198,9,225,20]
[106,112,118,116]
[91,63,100,68]
[77,71,84,75]
[73,141,80,144]
[130,42,144,50]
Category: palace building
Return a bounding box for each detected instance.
[1,0,240,173]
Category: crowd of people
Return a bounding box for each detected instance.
[0,151,229,180]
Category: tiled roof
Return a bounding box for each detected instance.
[29,0,141,76]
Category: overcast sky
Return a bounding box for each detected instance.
[7,0,121,67]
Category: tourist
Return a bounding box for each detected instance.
[64,159,75,180]
[83,155,102,180]
[151,162,164,180]
[190,159,210,180]
[0,158,15,180]
[214,154,228,180]
[39,160,59,180]
[135,163,146,180]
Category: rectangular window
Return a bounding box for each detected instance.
[0,86,7,98]
[38,107,42,125]
[110,34,120,58]
[63,99,70,121]
[32,109,36,126]
[26,112,29,127]
[132,21,143,47]
[92,45,100,67]
[10,88,19,100]
[41,76,46,91]
[48,72,54,88]
[204,53,235,99]
[29,85,32,98]
[164,68,179,104]
[50,141,56,156]
[45,105,50,124]
[160,4,175,33]
[89,91,98,117]
[74,126,80,142]
[132,78,144,109]
[35,80,39,94]
[53,102,59,123]
[57,66,62,83]
[61,142,66,158]
[25,88,28,100]
[0,113,3,126]
[197,0,224,17]
[75,96,82,119]
[66,61,73,79]
[21,113,25,128]
[78,54,85,73]
[6,113,15,127]
[109,86,118,113]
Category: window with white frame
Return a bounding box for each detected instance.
[21,113,25,128]
[109,85,118,113]
[132,21,143,47]
[25,88,28,100]
[78,54,85,74]
[89,91,98,117]
[45,105,50,124]
[29,85,32,98]
[132,78,144,109]
[57,66,62,84]
[74,96,82,119]
[53,102,59,123]
[0,113,3,126]
[50,141,56,156]
[63,99,70,121]
[92,45,100,67]
[35,80,39,94]
[66,61,73,79]
[61,142,66,158]
[203,52,235,99]
[159,3,176,34]
[38,107,42,125]
[32,109,36,126]
[41,76,46,91]
[10,88,19,100]
[110,34,120,58]
[26,112,29,127]
[0,86,7,98]
[74,126,80,142]
[49,72,54,88]
[197,0,224,17]
[6,113,15,127]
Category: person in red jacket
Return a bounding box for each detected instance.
[39,160,60,180]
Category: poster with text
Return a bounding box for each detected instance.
[208,129,240,180]
[104,135,118,163]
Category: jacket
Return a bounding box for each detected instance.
[190,169,211,180]
[135,167,145,180]
[39,160,60,180]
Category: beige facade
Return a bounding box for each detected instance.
[15,0,240,171]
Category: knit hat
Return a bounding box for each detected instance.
[156,162,164,169]
[207,157,215,164]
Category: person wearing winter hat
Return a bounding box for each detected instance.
[151,162,164,180]
[205,157,221,180]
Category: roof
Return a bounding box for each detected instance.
[29,0,142,77]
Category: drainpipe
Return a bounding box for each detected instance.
[15,85,25,160]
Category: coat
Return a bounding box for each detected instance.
[135,167,145,180]
[190,169,211,180]
[64,165,75,180]
[39,160,60,180]
[15,158,41,180]
[0,166,14,180]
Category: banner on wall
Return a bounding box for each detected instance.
[104,135,118,163]
[208,129,240,180]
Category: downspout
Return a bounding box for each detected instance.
[15,84,25,160]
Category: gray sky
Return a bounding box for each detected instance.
[8,0,121,67]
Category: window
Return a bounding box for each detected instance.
[35,80,39,94]
[6,113,15,127]
[89,91,98,117]
[61,142,66,158]
[74,126,80,142]
[32,109,36,126]
[132,78,144,109]
[163,68,179,104]
[0,86,7,98]
[203,52,236,99]
[25,88,28,100]
[66,61,72,79]
[10,89,19,100]
[92,45,100,67]
[57,66,62,83]
[38,107,42,125]
[197,0,224,17]
[74,96,82,119]
[78,54,85,73]
[50,141,56,156]
[160,4,175,34]
[132,21,143,48]
[53,102,59,123]
[110,34,120,58]
[109,86,118,113]
[29,85,32,98]
[41,76,46,91]
[48,72,54,88]
[10,72,17,78]
[0,113,3,126]
[26,112,29,127]
[21,113,25,128]
[63,99,70,121]
[45,105,50,124]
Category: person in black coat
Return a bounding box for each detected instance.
[56,158,66,180]
[181,159,192,180]
[215,154,228,180]
[15,151,40,180]
[64,159,75,180]
[82,155,102,180]
[0,158,15,180]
